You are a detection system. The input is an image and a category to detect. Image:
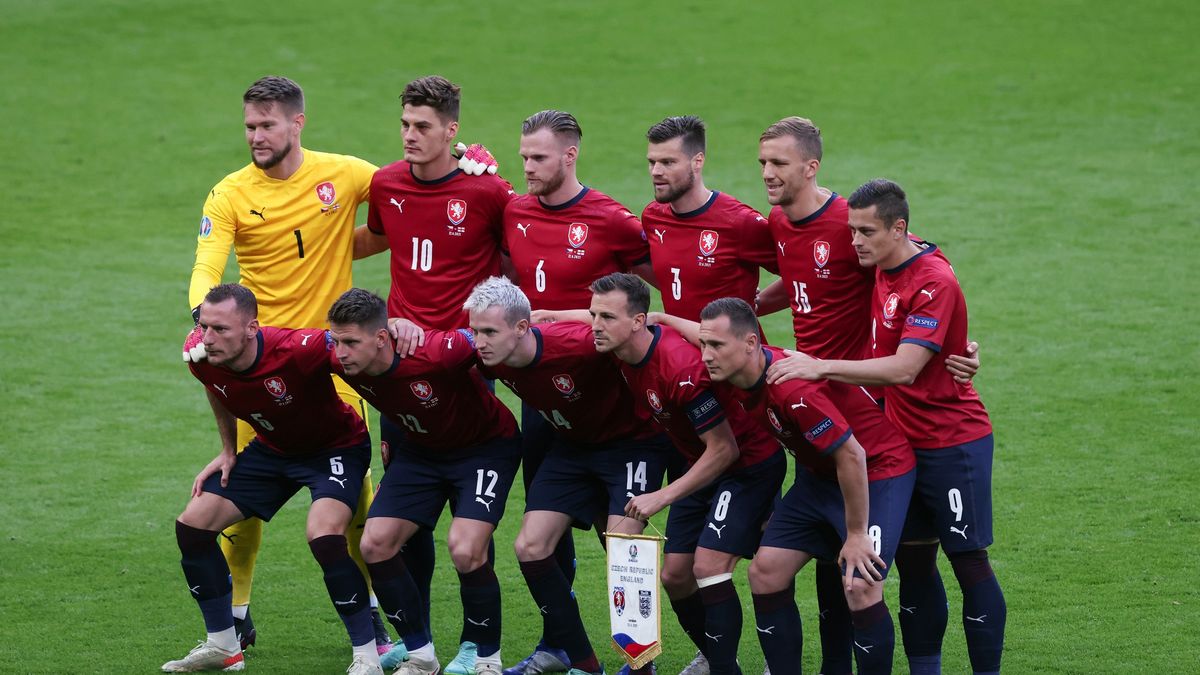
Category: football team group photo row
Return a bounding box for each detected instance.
[167,73,1004,675]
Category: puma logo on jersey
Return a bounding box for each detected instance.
[920,289,935,299]
[679,376,695,387]
[653,228,666,243]
[328,476,348,488]
[950,524,970,539]
[777,242,787,256]
[791,399,806,409]
[389,198,405,213]
[333,593,358,607]
[445,335,455,349]
[475,496,494,512]
[359,385,376,396]
[516,222,533,237]
[212,384,228,397]
[706,522,726,538]
[301,333,313,346]
[249,207,267,221]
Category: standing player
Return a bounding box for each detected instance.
[326,288,522,675]
[167,284,381,675]
[588,273,786,675]
[352,75,514,673]
[770,180,1006,674]
[755,116,980,674]
[462,277,672,675]
[188,75,392,654]
[658,298,917,674]
[501,110,656,675]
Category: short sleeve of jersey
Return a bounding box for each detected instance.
[487,179,517,248]
[779,383,851,455]
[608,208,651,268]
[366,171,386,235]
[684,389,726,435]
[348,156,377,205]
[735,208,779,275]
[900,278,955,353]
[289,329,337,375]
[426,328,479,371]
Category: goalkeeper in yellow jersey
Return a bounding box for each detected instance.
[187,75,393,657]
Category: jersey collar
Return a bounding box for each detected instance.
[409,164,463,185]
[789,191,839,225]
[529,326,545,366]
[747,346,773,391]
[630,324,662,369]
[884,242,939,275]
[671,190,719,219]
[538,186,589,211]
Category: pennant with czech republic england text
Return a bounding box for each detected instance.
[606,531,664,669]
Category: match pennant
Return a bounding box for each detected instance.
[605,531,664,669]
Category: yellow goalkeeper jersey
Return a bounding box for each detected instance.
[189,148,377,328]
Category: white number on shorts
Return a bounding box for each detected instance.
[670,267,682,301]
[538,409,572,430]
[625,461,648,493]
[329,456,344,476]
[793,281,812,313]
[410,237,433,272]
[400,414,428,434]
[948,488,964,522]
[475,469,499,499]
[535,259,547,293]
[713,490,732,521]
[868,525,882,556]
[250,412,274,431]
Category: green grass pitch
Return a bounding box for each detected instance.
[1,1,1196,672]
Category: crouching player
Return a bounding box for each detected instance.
[462,277,672,675]
[663,298,915,674]
[168,283,381,674]
[327,288,522,675]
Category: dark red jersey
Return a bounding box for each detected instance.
[734,346,914,481]
[479,322,656,445]
[872,245,992,448]
[188,327,368,456]
[368,162,515,329]
[617,325,780,470]
[768,193,874,360]
[335,328,517,456]
[503,187,650,310]
[641,191,778,320]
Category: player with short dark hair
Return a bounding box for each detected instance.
[187,74,393,657]
[772,179,1006,674]
[166,284,381,675]
[586,272,786,675]
[327,288,522,675]
[658,298,916,674]
[461,276,672,675]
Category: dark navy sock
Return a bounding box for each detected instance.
[554,531,578,587]
[310,534,374,647]
[400,526,436,642]
[669,591,708,653]
[851,601,895,675]
[698,579,742,675]
[176,521,234,634]
[459,565,502,657]
[519,556,595,666]
[950,550,1005,674]
[366,552,430,649]
[895,542,948,674]
[752,586,801,675]
[815,559,854,675]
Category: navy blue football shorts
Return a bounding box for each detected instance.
[665,450,786,558]
[201,439,370,521]
[900,433,995,553]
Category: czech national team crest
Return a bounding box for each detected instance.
[766,407,784,433]
[264,377,287,398]
[814,240,831,268]
[447,198,467,225]
[410,380,434,401]
[315,181,336,205]
[613,586,626,617]
[552,374,576,396]
[698,230,719,257]
[646,389,663,413]
[568,222,589,248]
[883,293,901,320]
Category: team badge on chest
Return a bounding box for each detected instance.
[410,380,434,401]
[552,374,576,396]
[766,407,784,433]
[568,222,589,249]
[646,389,663,413]
[447,199,467,225]
[698,230,719,257]
[814,240,831,268]
[264,377,293,406]
[315,182,336,205]
[882,293,901,320]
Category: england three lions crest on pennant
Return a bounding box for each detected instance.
[698,230,719,257]
[568,222,589,248]
[315,182,336,205]
[814,240,831,268]
[447,199,467,225]
[639,589,652,619]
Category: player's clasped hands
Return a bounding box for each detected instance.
[838,531,886,591]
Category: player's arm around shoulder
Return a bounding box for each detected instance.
[353,167,389,259]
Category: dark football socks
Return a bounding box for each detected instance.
[366,551,431,649]
[895,542,948,674]
[949,549,1005,674]
[815,559,855,675]
[850,601,895,675]
[669,591,708,653]
[310,534,374,647]
[698,579,741,675]
[400,526,436,642]
[176,521,234,634]
[519,556,596,667]
[459,564,502,657]
[752,586,801,675]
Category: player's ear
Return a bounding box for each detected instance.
[893,218,908,239]
[692,151,705,171]
[564,143,579,166]
[293,112,305,135]
[805,157,820,179]
[446,120,459,143]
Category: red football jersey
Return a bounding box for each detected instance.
[768,193,874,360]
[734,346,914,481]
[188,327,368,456]
[642,191,778,320]
[503,187,650,310]
[480,322,656,444]
[872,245,992,448]
[368,162,515,329]
[617,325,780,470]
[334,328,517,456]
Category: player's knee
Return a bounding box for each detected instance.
[692,553,736,580]
[514,531,551,562]
[357,530,394,563]
[448,535,488,573]
[747,556,787,594]
[844,576,884,611]
[947,548,995,589]
[660,561,695,594]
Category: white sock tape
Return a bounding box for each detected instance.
[696,572,733,588]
